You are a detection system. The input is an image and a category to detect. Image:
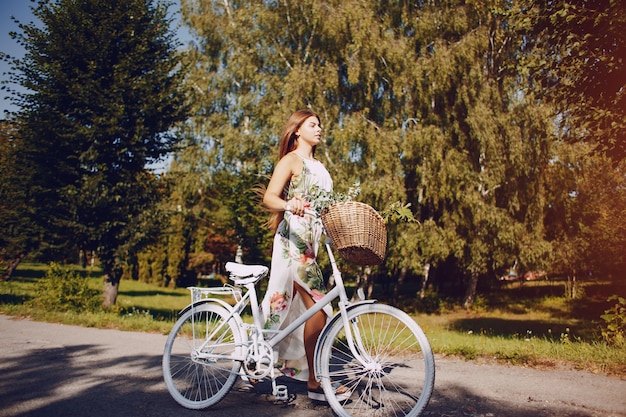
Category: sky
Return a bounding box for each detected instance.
[0,0,192,118]
[0,0,35,117]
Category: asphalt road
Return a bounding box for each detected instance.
[1,314,625,417]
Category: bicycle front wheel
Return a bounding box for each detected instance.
[317,303,435,417]
[162,303,243,409]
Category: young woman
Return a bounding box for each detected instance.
[261,109,346,401]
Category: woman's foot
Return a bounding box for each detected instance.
[239,373,260,387]
[307,382,350,402]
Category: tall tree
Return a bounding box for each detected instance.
[520,0,626,162]
[519,0,626,287]
[544,144,626,291]
[377,1,554,306]
[5,0,189,305]
[180,0,555,306]
[0,120,39,280]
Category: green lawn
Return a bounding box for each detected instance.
[1,262,624,376]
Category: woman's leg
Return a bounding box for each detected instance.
[293,283,326,391]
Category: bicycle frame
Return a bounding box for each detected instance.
[164,211,436,416]
[187,231,372,371]
[263,238,372,367]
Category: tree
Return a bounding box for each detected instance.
[519,0,626,289]
[160,139,218,287]
[545,144,626,294]
[520,0,626,162]
[5,0,189,305]
[179,0,555,308]
[0,120,39,280]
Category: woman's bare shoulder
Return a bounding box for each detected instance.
[277,152,303,169]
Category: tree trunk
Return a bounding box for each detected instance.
[565,270,579,299]
[79,249,87,268]
[351,268,366,302]
[128,253,139,281]
[392,266,408,305]
[463,272,479,309]
[102,263,123,307]
[1,253,25,281]
[365,267,374,298]
[419,263,431,299]
[103,275,119,307]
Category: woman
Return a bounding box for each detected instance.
[261,109,343,401]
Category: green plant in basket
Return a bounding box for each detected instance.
[308,181,416,224]
[308,182,360,215]
[307,181,419,265]
[380,201,418,224]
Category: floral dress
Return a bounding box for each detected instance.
[261,157,333,381]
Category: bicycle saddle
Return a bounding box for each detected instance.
[225,262,269,279]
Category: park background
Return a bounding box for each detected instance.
[1,0,624,375]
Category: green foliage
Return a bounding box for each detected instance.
[135,245,168,286]
[601,295,626,347]
[493,350,532,365]
[380,202,418,224]
[30,263,101,313]
[3,0,190,299]
[307,184,354,215]
[449,345,478,361]
[519,0,626,161]
[413,290,442,315]
[545,153,626,280]
[177,0,559,307]
[0,121,38,280]
[2,0,621,313]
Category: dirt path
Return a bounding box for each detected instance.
[1,314,625,417]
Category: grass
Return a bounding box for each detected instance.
[1,262,625,376]
[0,263,191,334]
[419,313,625,375]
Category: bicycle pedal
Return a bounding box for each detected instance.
[274,384,288,401]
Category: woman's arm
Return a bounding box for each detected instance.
[263,154,306,216]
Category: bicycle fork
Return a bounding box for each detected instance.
[325,240,375,367]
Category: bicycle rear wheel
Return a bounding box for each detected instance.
[162,303,243,409]
[317,303,435,417]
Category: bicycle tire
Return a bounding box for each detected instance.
[162,303,243,409]
[317,303,435,417]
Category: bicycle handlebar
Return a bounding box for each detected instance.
[285,207,319,217]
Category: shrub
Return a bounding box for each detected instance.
[414,290,442,314]
[601,295,626,346]
[30,263,101,312]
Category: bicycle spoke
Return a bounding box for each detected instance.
[163,304,242,409]
[318,304,435,417]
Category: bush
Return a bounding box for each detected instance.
[30,263,101,312]
[414,290,442,314]
[601,295,626,346]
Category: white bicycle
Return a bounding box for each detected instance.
[162,211,435,417]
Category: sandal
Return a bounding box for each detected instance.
[308,382,350,402]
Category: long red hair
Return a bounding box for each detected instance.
[266,109,320,231]
[277,109,320,159]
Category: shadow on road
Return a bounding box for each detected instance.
[0,344,604,417]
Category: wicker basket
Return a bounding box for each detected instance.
[321,202,387,265]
